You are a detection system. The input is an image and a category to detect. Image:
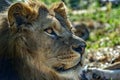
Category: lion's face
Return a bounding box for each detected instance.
[8,1,86,74]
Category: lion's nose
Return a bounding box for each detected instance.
[72,42,86,54]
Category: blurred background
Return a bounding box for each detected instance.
[1,0,120,68]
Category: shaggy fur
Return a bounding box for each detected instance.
[0,1,86,80]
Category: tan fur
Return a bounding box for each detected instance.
[0,1,86,80]
[51,2,72,30]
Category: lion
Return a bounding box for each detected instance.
[0,1,86,80]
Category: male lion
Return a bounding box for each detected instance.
[0,1,86,80]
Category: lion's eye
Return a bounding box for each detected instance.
[44,27,55,35]
[44,27,57,38]
[44,27,62,40]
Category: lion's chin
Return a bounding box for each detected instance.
[54,53,84,73]
[53,60,82,73]
[55,62,82,80]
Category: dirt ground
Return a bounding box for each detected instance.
[84,45,120,69]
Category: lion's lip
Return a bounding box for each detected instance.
[54,58,83,73]
[54,55,83,73]
[54,47,85,73]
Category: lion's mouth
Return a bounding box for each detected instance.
[54,53,84,73]
[54,60,82,73]
[53,45,85,73]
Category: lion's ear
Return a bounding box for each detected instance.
[38,4,49,17]
[8,2,37,27]
[51,2,67,19]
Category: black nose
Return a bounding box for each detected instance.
[72,42,86,53]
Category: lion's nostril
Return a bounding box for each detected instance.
[72,45,83,53]
[72,42,86,53]
[81,42,86,48]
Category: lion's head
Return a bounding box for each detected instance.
[0,1,86,79]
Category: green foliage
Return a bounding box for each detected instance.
[41,0,60,6]
[70,7,120,50]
